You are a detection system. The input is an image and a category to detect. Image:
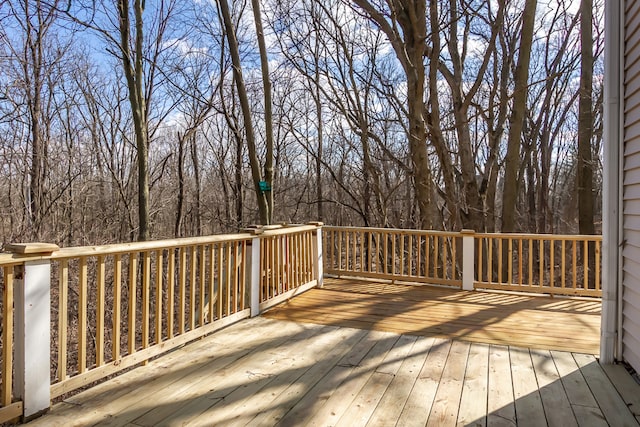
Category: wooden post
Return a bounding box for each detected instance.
[244,228,263,317]
[461,230,475,291]
[308,222,324,288]
[6,243,59,420]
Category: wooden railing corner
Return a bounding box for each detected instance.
[4,242,57,421]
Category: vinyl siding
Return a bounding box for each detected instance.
[622,0,640,373]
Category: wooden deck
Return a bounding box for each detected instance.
[265,278,602,354]
[26,280,640,426]
[27,317,640,426]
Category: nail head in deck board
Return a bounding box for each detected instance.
[574,353,640,426]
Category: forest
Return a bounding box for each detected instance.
[0,0,603,245]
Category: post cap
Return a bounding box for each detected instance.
[307,221,324,227]
[4,242,60,255]
[460,229,475,235]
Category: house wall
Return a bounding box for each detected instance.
[622,0,640,373]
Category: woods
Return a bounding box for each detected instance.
[0,0,604,245]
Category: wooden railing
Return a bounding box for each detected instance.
[323,226,602,298]
[323,227,462,287]
[0,264,22,422]
[0,224,322,422]
[259,225,319,307]
[475,233,602,297]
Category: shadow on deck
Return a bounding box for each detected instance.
[26,279,640,426]
[264,277,602,354]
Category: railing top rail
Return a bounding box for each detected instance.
[0,224,321,266]
[474,232,602,240]
[323,226,462,236]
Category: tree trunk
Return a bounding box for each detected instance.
[501,0,537,233]
[251,0,274,224]
[219,0,269,225]
[118,0,150,241]
[578,0,595,236]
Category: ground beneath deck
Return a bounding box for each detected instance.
[27,316,640,427]
[264,278,602,354]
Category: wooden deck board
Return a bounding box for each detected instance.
[263,278,601,354]
[26,279,640,427]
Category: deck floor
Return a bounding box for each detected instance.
[27,280,640,426]
[27,317,640,427]
[265,278,602,354]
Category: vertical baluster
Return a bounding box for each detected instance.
[58,260,68,381]
[79,256,88,371]
[583,240,589,290]
[179,247,186,335]
[226,242,232,315]
[128,253,137,355]
[275,237,281,296]
[595,240,601,291]
[442,236,448,281]
[400,234,405,277]
[507,238,513,285]
[345,231,350,271]
[487,237,494,283]
[240,241,247,309]
[209,245,216,320]
[518,239,523,286]
[167,250,175,339]
[391,232,397,276]
[156,251,163,344]
[232,241,238,313]
[572,241,578,290]
[217,244,223,318]
[433,235,439,279]
[113,255,122,359]
[338,231,343,271]
[368,231,373,272]
[418,234,423,277]
[528,240,533,286]
[561,240,566,291]
[96,256,105,365]
[497,238,503,284]
[452,236,457,281]
[2,267,13,405]
[352,231,357,273]
[200,245,206,322]
[142,252,150,349]
[478,238,483,283]
[550,240,555,289]
[359,230,365,273]
[539,239,544,286]
[189,246,196,331]
[407,233,414,276]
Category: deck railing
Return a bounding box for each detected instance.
[323,226,602,297]
[0,223,602,422]
[323,227,462,287]
[475,233,602,297]
[0,224,322,422]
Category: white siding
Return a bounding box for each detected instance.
[622,0,640,373]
